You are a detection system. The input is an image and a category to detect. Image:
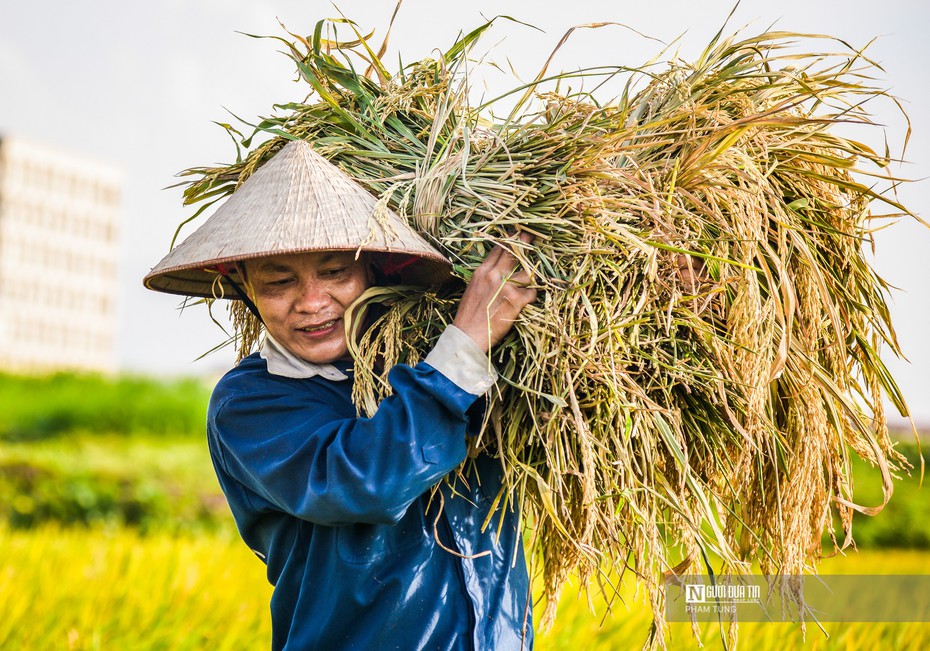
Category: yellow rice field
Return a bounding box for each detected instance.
[1,524,927,650]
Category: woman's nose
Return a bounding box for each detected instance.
[294,280,331,312]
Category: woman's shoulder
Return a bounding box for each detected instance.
[213,352,268,392]
[209,352,351,415]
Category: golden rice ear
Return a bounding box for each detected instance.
[229,301,262,362]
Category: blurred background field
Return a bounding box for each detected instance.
[1,372,927,650]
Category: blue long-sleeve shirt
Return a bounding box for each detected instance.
[207,341,533,650]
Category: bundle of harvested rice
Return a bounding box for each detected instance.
[172,13,920,645]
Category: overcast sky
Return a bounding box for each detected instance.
[1,0,927,422]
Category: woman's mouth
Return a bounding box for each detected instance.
[296,319,339,337]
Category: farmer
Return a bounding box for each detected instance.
[144,139,537,650]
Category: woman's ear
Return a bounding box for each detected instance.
[364,254,377,286]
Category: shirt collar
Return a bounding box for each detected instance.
[259,334,350,381]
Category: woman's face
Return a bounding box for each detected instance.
[243,251,371,364]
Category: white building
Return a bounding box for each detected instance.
[0,135,121,373]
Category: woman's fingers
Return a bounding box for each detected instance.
[453,231,539,353]
[482,241,506,267]
[489,231,535,275]
[509,266,534,284]
[676,253,707,291]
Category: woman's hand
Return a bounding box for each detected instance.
[676,253,707,293]
[453,232,538,353]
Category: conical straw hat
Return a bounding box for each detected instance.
[143,139,451,298]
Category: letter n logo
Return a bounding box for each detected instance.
[686,584,705,603]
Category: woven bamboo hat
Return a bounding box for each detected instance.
[143,139,451,298]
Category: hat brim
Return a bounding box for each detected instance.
[143,246,452,299]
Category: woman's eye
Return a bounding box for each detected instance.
[322,267,347,277]
[267,278,293,286]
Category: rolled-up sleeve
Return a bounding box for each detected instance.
[424,325,498,395]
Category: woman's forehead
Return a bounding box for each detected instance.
[249,250,363,273]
